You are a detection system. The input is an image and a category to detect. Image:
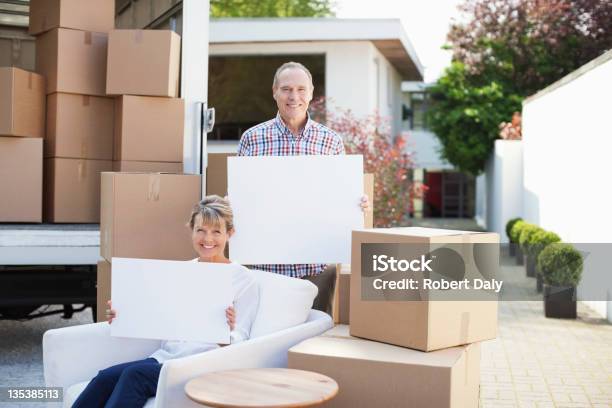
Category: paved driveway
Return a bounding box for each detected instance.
[0,306,91,407]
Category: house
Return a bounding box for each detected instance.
[400,81,475,219]
[207,18,482,220]
[207,18,423,146]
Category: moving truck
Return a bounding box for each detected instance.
[0,0,211,320]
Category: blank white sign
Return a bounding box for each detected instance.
[228,155,364,264]
[110,258,233,343]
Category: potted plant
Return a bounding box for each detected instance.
[518,223,541,276]
[510,220,526,265]
[532,230,561,292]
[537,243,583,319]
[505,217,522,257]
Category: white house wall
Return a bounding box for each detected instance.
[406,129,453,170]
[475,174,486,228]
[522,53,612,316]
[209,41,403,135]
[371,45,403,135]
[485,140,524,243]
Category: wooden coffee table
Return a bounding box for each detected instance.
[184,368,339,408]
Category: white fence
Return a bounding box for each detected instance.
[522,50,612,317]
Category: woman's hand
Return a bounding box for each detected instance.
[106,300,117,324]
[226,305,236,331]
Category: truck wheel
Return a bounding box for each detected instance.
[62,304,74,319]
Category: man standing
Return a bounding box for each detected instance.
[237,61,368,313]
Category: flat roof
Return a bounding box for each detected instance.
[210,18,424,81]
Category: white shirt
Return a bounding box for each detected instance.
[150,261,259,363]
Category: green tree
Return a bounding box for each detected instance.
[211,0,335,17]
[428,62,522,175]
[429,0,612,174]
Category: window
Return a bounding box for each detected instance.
[409,91,429,130]
[207,55,326,141]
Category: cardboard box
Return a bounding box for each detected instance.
[206,152,235,197]
[36,28,108,96]
[331,174,373,323]
[46,93,114,159]
[350,227,499,351]
[205,152,234,257]
[0,137,42,222]
[44,158,112,223]
[364,173,374,228]
[29,0,115,36]
[113,161,183,173]
[332,264,351,324]
[114,95,184,162]
[288,325,480,408]
[106,30,180,97]
[96,259,111,323]
[0,67,45,138]
[100,172,201,262]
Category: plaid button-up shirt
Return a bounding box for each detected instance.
[237,112,345,278]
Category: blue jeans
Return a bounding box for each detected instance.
[72,358,161,408]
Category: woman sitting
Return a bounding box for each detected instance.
[73,195,259,408]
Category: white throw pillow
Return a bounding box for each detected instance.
[248,268,318,338]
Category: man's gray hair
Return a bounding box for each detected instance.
[272,61,314,90]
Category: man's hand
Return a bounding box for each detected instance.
[226,305,236,331]
[106,300,117,324]
[360,194,371,213]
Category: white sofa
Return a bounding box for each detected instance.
[43,269,333,407]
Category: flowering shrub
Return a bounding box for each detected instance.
[499,112,522,140]
[310,98,426,227]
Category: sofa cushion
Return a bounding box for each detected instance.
[249,268,318,338]
[64,380,155,407]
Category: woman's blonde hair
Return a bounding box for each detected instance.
[188,195,234,232]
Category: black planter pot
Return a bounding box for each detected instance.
[536,274,543,292]
[516,246,524,265]
[543,284,577,318]
[526,256,536,277]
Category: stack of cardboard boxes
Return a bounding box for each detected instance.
[0,67,45,222]
[30,0,115,222]
[107,29,183,172]
[96,28,199,322]
[290,228,500,407]
[22,0,185,225]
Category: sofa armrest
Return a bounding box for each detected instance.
[154,310,332,408]
[43,322,161,388]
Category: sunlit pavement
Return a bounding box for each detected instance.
[480,255,612,407]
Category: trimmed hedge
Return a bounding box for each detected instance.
[527,230,561,259]
[518,223,541,251]
[509,220,526,244]
[537,243,583,286]
[506,218,522,242]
